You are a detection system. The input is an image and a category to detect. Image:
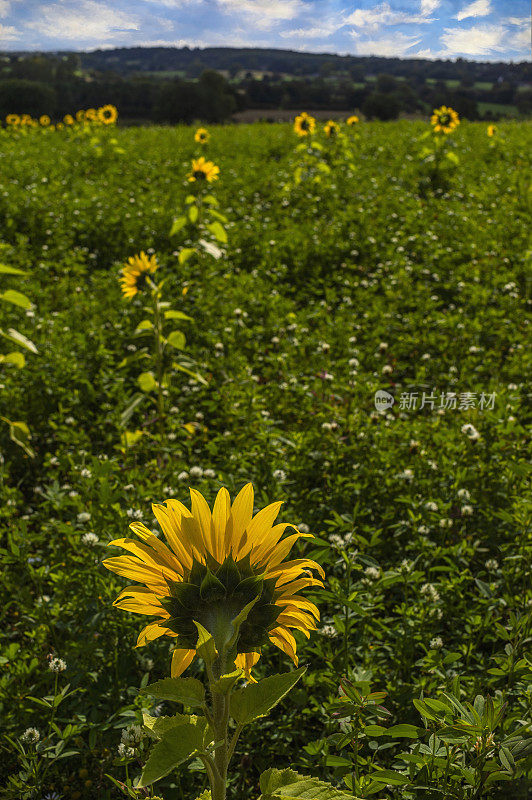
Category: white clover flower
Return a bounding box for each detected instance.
[214,342,224,351]
[77,512,91,523]
[273,469,287,481]
[348,357,359,368]
[321,422,333,431]
[398,469,414,481]
[121,724,143,746]
[82,532,99,546]
[298,523,310,534]
[21,727,40,744]
[190,466,204,478]
[485,559,499,571]
[430,636,443,650]
[271,336,280,344]
[177,471,189,481]
[382,364,393,375]
[80,468,92,478]
[364,566,381,580]
[457,488,470,500]
[49,456,59,466]
[65,416,76,425]
[126,508,143,520]
[49,657,67,673]
[203,468,216,478]
[461,505,474,516]
[462,423,480,440]
[123,484,134,491]
[421,583,440,603]
[418,525,429,534]
[329,534,344,548]
[378,342,388,351]
[400,559,413,572]
[439,518,453,528]
[320,624,337,638]
[425,501,438,511]
[117,743,135,758]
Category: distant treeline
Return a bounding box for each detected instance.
[0,48,530,123]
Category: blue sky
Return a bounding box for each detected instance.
[0,1,529,60]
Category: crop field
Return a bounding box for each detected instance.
[0,114,531,800]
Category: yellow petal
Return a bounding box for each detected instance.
[102,556,168,592]
[268,627,298,665]
[278,576,324,598]
[190,488,216,558]
[212,487,231,561]
[260,532,314,570]
[234,651,260,681]
[136,621,174,647]
[152,502,194,569]
[226,483,254,556]
[239,501,283,561]
[277,595,320,620]
[171,647,195,677]
[113,586,168,615]
[108,537,182,578]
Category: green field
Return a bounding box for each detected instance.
[0,119,531,800]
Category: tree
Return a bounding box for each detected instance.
[0,79,56,117]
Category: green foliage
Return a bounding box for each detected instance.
[231,668,307,726]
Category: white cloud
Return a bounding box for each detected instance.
[420,0,441,13]
[0,22,18,42]
[216,0,303,29]
[0,1,11,17]
[455,0,491,23]
[505,17,530,51]
[350,31,422,57]
[26,1,140,44]
[345,2,435,31]
[281,17,343,39]
[440,23,505,56]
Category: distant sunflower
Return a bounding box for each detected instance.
[104,484,323,678]
[347,115,359,126]
[76,110,86,123]
[324,120,340,138]
[187,156,220,183]
[64,114,75,126]
[98,104,118,125]
[6,114,20,126]
[430,106,460,134]
[294,112,316,137]
[194,127,210,144]
[85,108,98,122]
[120,251,158,299]
[487,124,497,137]
[39,115,51,127]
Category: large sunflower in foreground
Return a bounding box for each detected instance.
[104,484,323,678]
[430,105,460,134]
[120,251,158,299]
[294,112,316,137]
[187,156,220,183]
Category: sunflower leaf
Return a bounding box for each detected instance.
[138,722,205,787]
[259,768,357,799]
[230,667,306,726]
[194,620,218,664]
[141,677,205,707]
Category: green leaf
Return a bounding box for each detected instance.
[226,596,260,652]
[211,669,244,695]
[446,151,459,165]
[165,310,192,321]
[178,247,196,265]
[142,677,205,707]
[188,205,199,223]
[120,429,144,449]
[169,216,187,236]
[231,667,306,726]
[120,393,146,427]
[206,221,228,243]
[185,194,196,205]
[370,769,410,786]
[209,209,228,224]
[135,319,153,333]
[259,768,356,799]
[194,620,218,664]
[0,327,38,353]
[1,417,34,457]
[1,351,25,368]
[138,372,157,392]
[143,711,191,739]
[0,263,26,275]
[0,289,32,309]
[167,330,186,350]
[138,722,205,787]
[387,724,422,738]
[172,361,208,385]
[202,194,218,206]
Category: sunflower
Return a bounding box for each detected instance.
[347,115,359,126]
[98,104,118,125]
[85,108,98,122]
[39,115,51,127]
[104,484,323,678]
[194,127,210,144]
[293,112,316,137]
[430,106,460,134]
[187,156,220,183]
[120,251,158,299]
[76,109,86,123]
[324,120,340,138]
[487,124,497,137]
[64,114,75,126]
[6,114,20,126]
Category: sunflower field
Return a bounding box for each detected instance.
[0,112,531,800]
